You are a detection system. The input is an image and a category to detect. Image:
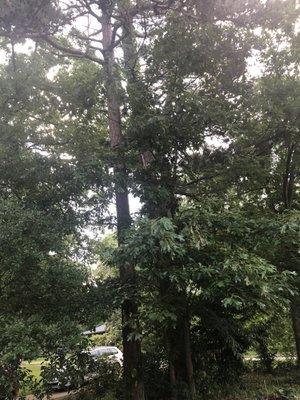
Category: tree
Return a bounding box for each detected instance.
[0,2,146,396]
[118,203,294,397]
[0,1,298,398]
[218,19,300,363]
[120,0,298,395]
[0,50,102,398]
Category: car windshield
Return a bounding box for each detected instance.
[90,347,118,357]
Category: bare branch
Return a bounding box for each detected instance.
[78,0,103,24]
[0,28,104,64]
[42,35,103,64]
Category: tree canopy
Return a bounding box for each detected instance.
[0,1,299,399]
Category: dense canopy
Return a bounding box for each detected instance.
[0,1,299,399]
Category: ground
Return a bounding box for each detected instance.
[22,360,300,399]
[220,369,300,400]
[22,359,44,380]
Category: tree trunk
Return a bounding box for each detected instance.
[120,4,196,397]
[183,311,196,399]
[101,7,144,400]
[291,297,300,367]
[281,143,299,366]
[164,336,178,400]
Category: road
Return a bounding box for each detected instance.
[244,355,296,361]
[26,391,74,400]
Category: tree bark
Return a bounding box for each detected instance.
[291,296,300,367]
[183,310,196,399]
[101,6,145,400]
[282,144,296,209]
[163,332,178,400]
[281,143,299,366]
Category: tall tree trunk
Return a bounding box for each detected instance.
[170,361,178,400]
[292,297,300,367]
[101,6,145,400]
[183,310,196,399]
[282,144,296,209]
[281,143,300,366]
[120,4,196,397]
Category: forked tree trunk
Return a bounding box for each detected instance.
[101,6,145,400]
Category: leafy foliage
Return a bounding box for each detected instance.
[0,0,298,399]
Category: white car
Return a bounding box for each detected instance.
[89,346,123,366]
[50,346,123,390]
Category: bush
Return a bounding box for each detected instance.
[86,360,123,399]
[273,388,298,400]
[191,312,249,396]
[142,352,172,400]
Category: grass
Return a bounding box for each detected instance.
[72,370,300,400]
[217,368,300,400]
[20,358,44,396]
[20,359,300,400]
[22,358,44,379]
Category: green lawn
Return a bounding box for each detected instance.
[22,358,44,379]
[21,358,44,395]
[22,360,42,379]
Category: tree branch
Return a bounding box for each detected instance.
[42,35,103,64]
